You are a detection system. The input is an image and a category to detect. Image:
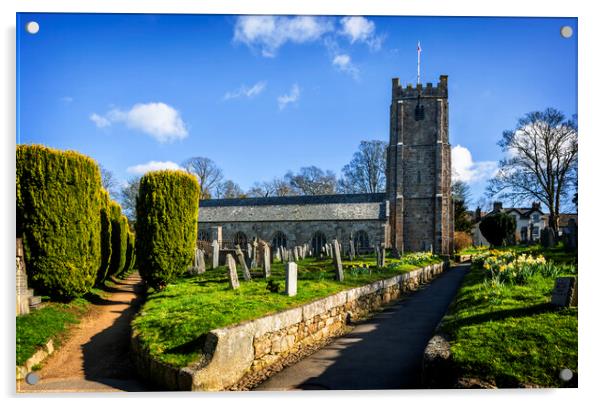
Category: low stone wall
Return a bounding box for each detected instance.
[132,262,447,391]
[16,339,54,381]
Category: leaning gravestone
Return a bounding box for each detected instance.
[261,242,271,278]
[235,245,251,281]
[212,239,220,269]
[551,277,577,307]
[285,262,298,297]
[226,254,240,290]
[332,239,344,282]
[349,239,355,261]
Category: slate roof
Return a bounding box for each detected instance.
[200,193,387,207]
[198,193,388,222]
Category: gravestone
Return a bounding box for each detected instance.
[332,239,344,281]
[378,244,386,267]
[325,243,332,258]
[190,248,205,274]
[16,238,30,316]
[212,240,220,269]
[551,277,577,307]
[275,247,282,262]
[247,243,252,259]
[375,245,382,267]
[301,245,306,260]
[226,254,240,290]
[251,239,258,268]
[235,245,251,281]
[541,227,556,248]
[567,219,578,250]
[293,246,299,262]
[349,239,356,261]
[285,262,298,297]
[261,242,271,278]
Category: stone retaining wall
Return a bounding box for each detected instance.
[132,262,447,391]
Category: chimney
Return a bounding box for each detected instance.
[532,202,541,211]
[493,201,503,212]
[475,207,482,222]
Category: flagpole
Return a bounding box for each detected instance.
[417,41,421,85]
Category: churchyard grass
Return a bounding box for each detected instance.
[16,286,110,366]
[16,298,89,366]
[440,246,577,387]
[132,253,442,368]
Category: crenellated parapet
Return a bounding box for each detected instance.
[391,75,448,99]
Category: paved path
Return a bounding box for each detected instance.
[18,273,149,393]
[255,264,469,391]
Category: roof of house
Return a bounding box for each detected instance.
[558,213,578,227]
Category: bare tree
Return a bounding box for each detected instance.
[285,166,337,195]
[337,140,387,194]
[486,108,577,233]
[100,165,119,200]
[181,157,224,200]
[119,176,140,223]
[247,177,296,198]
[215,180,245,199]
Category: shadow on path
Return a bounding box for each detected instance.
[256,264,470,391]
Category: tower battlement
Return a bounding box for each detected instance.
[391,75,448,99]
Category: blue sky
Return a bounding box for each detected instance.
[16,13,577,208]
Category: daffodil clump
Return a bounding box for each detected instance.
[476,249,577,286]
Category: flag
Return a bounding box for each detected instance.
[417,41,421,53]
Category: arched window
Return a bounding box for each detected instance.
[198,230,210,241]
[233,231,247,247]
[272,231,288,248]
[311,231,327,255]
[354,230,370,252]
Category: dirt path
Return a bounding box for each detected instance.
[18,272,149,392]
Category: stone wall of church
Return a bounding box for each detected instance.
[197,220,387,252]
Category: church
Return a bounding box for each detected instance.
[197,75,454,256]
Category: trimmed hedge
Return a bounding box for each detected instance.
[108,202,128,277]
[17,144,102,299]
[97,189,113,284]
[479,212,516,247]
[135,170,200,290]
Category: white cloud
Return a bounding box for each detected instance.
[223,81,267,100]
[90,102,188,143]
[332,54,359,80]
[452,145,498,184]
[126,160,183,175]
[234,16,333,57]
[277,84,300,110]
[339,16,382,50]
[90,113,110,128]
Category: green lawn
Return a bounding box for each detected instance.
[16,298,89,366]
[132,253,442,368]
[16,283,112,367]
[440,247,577,387]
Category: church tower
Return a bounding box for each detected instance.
[386,75,453,255]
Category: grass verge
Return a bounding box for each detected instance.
[16,278,116,367]
[132,253,442,368]
[440,248,577,387]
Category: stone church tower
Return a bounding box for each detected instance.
[386,75,453,255]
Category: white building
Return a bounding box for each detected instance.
[473,202,547,245]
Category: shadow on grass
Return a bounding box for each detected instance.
[443,302,555,332]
